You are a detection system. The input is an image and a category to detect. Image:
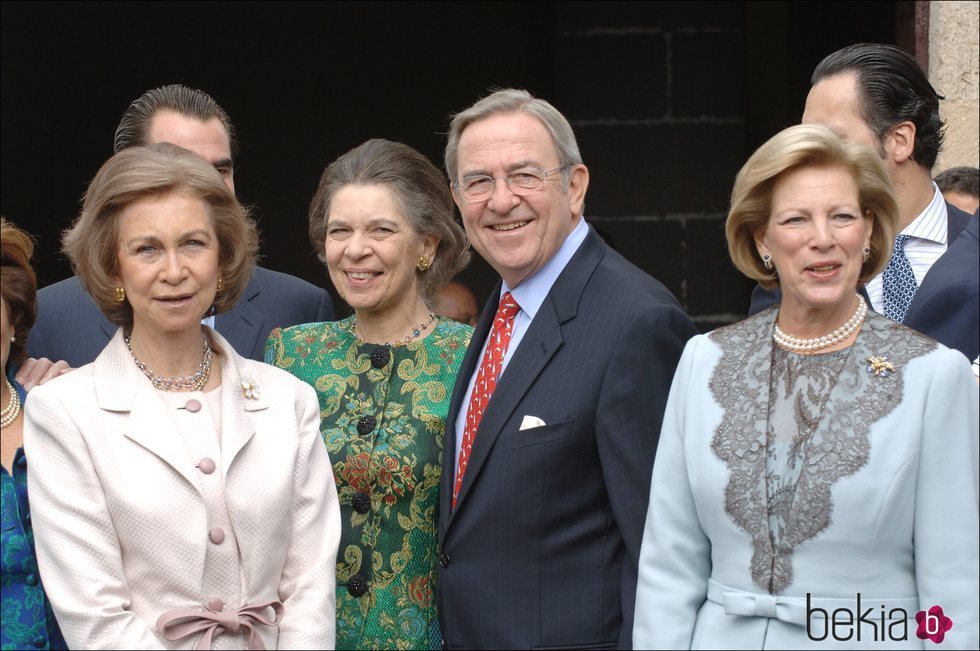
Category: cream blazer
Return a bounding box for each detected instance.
[24,328,340,649]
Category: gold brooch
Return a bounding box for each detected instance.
[865,356,896,378]
[241,380,261,400]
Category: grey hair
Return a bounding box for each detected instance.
[309,139,470,305]
[445,88,582,190]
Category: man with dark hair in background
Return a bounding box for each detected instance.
[22,85,333,375]
[749,43,978,363]
[935,166,979,215]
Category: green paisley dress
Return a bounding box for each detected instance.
[265,317,472,650]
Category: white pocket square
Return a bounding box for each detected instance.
[520,415,547,430]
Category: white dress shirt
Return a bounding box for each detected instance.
[865,183,948,313]
[453,217,590,478]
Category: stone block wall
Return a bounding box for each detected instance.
[552,1,752,331]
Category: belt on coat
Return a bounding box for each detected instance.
[157,600,285,650]
[707,579,919,628]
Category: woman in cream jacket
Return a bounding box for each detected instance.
[25,143,340,649]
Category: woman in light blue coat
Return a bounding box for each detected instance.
[633,125,979,650]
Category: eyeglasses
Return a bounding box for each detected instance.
[455,165,569,203]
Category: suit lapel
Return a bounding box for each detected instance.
[99,314,116,343]
[450,301,564,510]
[215,282,264,359]
[213,334,267,473]
[94,331,202,490]
[446,228,606,524]
[440,286,500,536]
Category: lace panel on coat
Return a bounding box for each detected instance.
[707,309,936,592]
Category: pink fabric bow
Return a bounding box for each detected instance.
[157,600,285,650]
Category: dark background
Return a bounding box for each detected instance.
[1,1,903,330]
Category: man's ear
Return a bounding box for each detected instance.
[568,164,590,217]
[886,121,916,165]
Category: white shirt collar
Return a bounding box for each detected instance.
[501,217,590,318]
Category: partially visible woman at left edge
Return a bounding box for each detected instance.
[24,143,340,649]
[1,217,67,650]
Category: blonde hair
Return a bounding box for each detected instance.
[726,123,898,289]
[63,143,259,327]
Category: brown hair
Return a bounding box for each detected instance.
[62,143,259,328]
[1,217,38,367]
[309,138,470,304]
[727,124,898,289]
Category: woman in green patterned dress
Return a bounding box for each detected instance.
[265,139,472,650]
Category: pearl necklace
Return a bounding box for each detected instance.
[1,377,21,429]
[773,295,867,354]
[351,312,436,347]
[126,335,213,391]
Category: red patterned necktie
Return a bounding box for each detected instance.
[453,291,520,507]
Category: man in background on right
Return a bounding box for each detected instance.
[749,43,978,364]
[935,166,979,215]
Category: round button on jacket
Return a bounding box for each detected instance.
[347,573,368,597]
[207,598,224,612]
[184,399,202,413]
[356,416,377,436]
[197,457,216,474]
[439,553,450,568]
[370,346,390,368]
[352,492,370,514]
[209,527,225,544]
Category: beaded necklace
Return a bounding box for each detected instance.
[126,335,213,391]
[350,312,436,347]
[1,377,21,429]
[773,295,867,354]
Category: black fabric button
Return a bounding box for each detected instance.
[357,415,377,436]
[352,492,370,514]
[370,346,390,368]
[347,573,368,597]
[439,553,450,568]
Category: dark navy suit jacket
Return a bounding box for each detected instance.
[903,212,979,361]
[27,267,334,365]
[437,227,697,649]
[748,202,976,360]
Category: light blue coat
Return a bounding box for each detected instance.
[634,309,979,650]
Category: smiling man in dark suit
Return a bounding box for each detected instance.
[748,44,977,361]
[24,85,332,372]
[437,88,696,649]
